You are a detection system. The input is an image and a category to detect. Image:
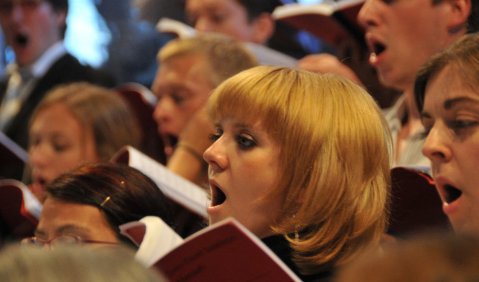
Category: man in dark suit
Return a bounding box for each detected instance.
[0,0,115,179]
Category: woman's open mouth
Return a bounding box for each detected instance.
[13,32,29,47]
[366,37,387,64]
[210,183,226,207]
[444,184,462,204]
[372,42,386,56]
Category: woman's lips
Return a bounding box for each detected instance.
[365,35,387,66]
[435,177,463,215]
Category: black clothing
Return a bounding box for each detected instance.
[262,235,334,282]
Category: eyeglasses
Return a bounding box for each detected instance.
[21,235,118,248]
[0,0,44,14]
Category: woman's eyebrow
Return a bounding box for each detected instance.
[444,96,479,110]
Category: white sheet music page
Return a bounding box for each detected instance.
[111,146,209,218]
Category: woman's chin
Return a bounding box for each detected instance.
[452,218,479,237]
[208,206,232,226]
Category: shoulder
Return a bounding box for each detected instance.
[44,54,116,87]
[262,235,334,282]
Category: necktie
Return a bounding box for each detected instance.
[0,67,33,131]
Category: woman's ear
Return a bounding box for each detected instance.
[446,0,471,34]
[250,13,275,45]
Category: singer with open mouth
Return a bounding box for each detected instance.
[0,0,114,180]
[203,66,391,281]
[415,34,479,237]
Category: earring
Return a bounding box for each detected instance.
[292,213,299,240]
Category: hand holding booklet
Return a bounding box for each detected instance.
[120,217,301,282]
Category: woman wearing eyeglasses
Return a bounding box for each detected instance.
[23,162,174,248]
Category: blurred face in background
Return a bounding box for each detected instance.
[0,0,66,66]
[152,54,213,141]
[186,0,269,44]
[35,197,119,246]
[421,66,479,236]
[358,0,463,91]
[28,103,98,200]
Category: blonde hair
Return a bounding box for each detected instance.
[158,34,258,87]
[208,66,391,274]
[30,82,140,160]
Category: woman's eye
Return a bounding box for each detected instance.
[52,143,68,153]
[236,134,256,150]
[210,13,226,24]
[209,133,221,142]
[381,0,396,5]
[209,127,223,142]
[187,15,197,26]
[449,120,478,133]
[29,137,40,147]
[419,127,431,139]
[171,94,185,105]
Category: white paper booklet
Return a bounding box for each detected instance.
[273,0,364,18]
[111,146,209,219]
[0,179,42,219]
[120,216,184,267]
[156,17,197,38]
[272,0,365,47]
[0,131,28,163]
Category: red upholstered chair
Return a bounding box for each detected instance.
[388,167,452,237]
[0,179,40,246]
[115,83,167,164]
[0,132,28,180]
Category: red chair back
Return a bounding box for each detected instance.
[388,167,451,237]
[115,83,167,164]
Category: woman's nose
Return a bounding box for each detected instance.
[203,138,227,174]
[29,144,48,169]
[358,0,379,29]
[422,124,452,164]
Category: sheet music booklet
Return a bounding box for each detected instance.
[120,216,301,281]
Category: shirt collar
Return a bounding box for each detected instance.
[16,41,67,78]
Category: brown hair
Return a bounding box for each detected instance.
[30,82,140,161]
[45,163,174,238]
[415,33,479,112]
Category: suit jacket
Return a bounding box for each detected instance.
[0,53,115,180]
